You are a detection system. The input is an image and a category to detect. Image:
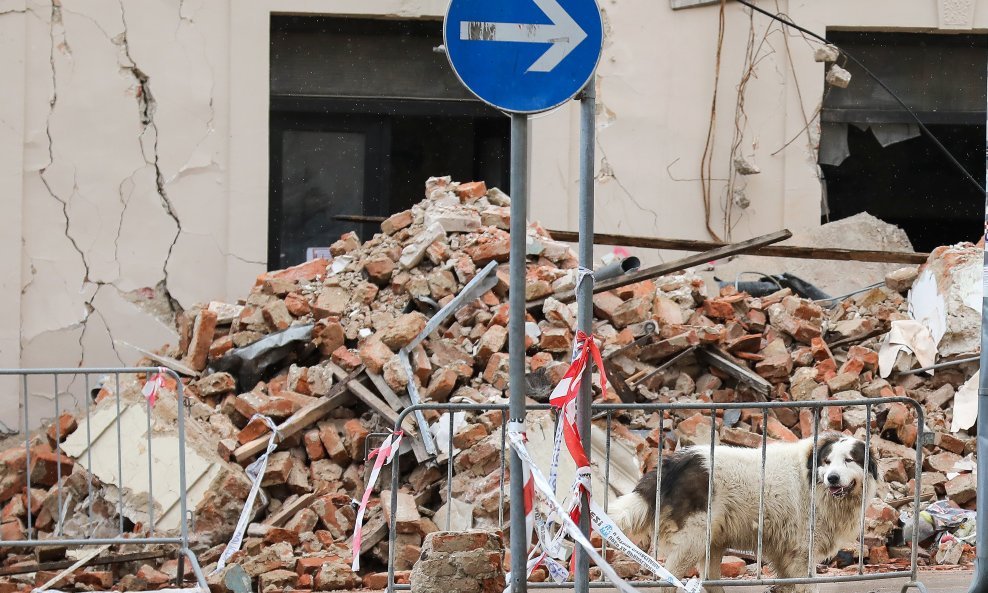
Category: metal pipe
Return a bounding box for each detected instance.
[574,76,596,593]
[593,256,640,282]
[968,60,988,593]
[898,355,979,375]
[508,112,529,593]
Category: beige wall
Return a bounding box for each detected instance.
[1,0,984,429]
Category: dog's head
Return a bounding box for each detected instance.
[807,434,878,499]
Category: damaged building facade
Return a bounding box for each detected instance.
[1,0,986,433]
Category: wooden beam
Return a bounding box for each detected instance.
[234,372,356,463]
[527,229,793,312]
[696,347,772,397]
[326,364,417,436]
[333,215,928,264]
[0,551,166,577]
[544,230,929,264]
[263,492,319,527]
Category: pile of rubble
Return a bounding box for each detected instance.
[0,177,979,592]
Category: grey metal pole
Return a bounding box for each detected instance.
[967,60,988,593]
[574,78,596,593]
[508,112,529,593]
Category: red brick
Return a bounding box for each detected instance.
[363,255,396,286]
[382,210,413,235]
[304,429,326,461]
[284,292,311,317]
[331,346,362,371]
[869,545,890,565]
[720,556,747,578]
[455,181,487,200]
[28,450,73,487]
[702,298,736,320]
[424,367,459,403]
[453,423,489,450]
[464,229,511,265]
[238,416,273,445]
[262,300,293,331]
[359,338,393,375]
[255,258,328,287]
[766,417,797,442]
[74,571,112,588]
[313,318,345,356]
[1,518,24,541]
[848,345,879,370]
[45,414,77,445]
[209,334,234,360]
[137,564,171,586]
[721,428,764,448]
[318,422,350,465]
[344,419,369,460]
[379,312,427,350]
[187,309,218,371]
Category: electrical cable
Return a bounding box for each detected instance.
[734,0,986,194]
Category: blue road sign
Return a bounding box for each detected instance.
[444,0,603,114]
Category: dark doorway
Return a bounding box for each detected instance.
[269,16,510,269]
[818,31,987,252]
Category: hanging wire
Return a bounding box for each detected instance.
[734,0,986,195]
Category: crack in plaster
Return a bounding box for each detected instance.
[595,145,660,232]
[38,3,89,287]
[118,0,182,317]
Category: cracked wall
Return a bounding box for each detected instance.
[4,0,985,431]
[4,0,247,430]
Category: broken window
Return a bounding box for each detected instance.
[819,31,987,252]
[269,16,510,269]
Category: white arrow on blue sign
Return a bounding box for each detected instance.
[444,0,603,114]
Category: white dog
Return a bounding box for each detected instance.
[609,433,879,593]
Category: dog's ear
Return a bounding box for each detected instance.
[806,433,840,483]
[850,440,879,481]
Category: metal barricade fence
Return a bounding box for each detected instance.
[385,397,929,593]
[0,368,207,590]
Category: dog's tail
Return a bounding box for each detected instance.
[608,490,653,539]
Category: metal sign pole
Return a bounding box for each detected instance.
[508,112,530,593]
[968,60,988,593]
[574,78,596,593]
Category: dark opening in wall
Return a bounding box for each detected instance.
[818,31,986,252]
[268,16,509,269]
[820,123,984,253]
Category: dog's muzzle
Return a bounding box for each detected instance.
[826,482,853,498]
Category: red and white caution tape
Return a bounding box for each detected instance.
[352,430,403,571]
[510,432,702,593]
[141,368,167,408]
[211,415,280,575]
[548,331,605,528]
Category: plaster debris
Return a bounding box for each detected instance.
[0,177,978,591]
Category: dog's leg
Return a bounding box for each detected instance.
[701,546,725,593]
[769,550,812,593]
[661,515,707,589]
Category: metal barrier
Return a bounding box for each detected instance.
[386,397,929,593]
[0,368,207,590]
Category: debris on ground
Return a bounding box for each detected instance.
[0,177,978,591]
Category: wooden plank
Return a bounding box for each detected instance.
[543,230,929,264]
[333,216,928,264]
[327,364,418,436]
[365,371,405,411]
[697,347,772,397]
[527,230,793,312]
[349,513,387,555]
[234,372,356,463]
[263,492,318,527]
[0,551,166,577]
[365,371,431,463]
